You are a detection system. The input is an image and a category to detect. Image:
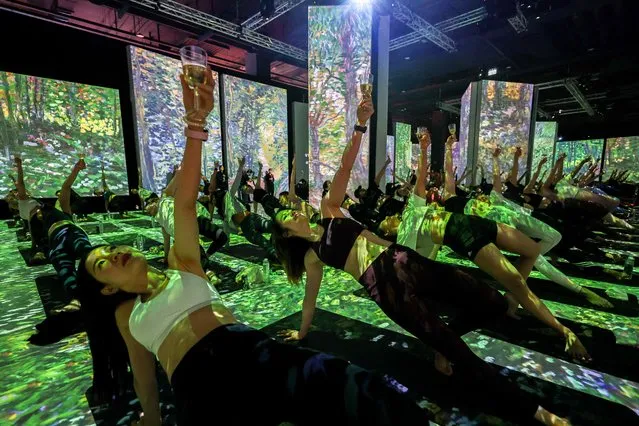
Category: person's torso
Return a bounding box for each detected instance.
[129,269,236,380]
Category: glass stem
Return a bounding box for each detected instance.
[194,88,200,112]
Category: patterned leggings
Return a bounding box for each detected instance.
[48,224,92,299]
[239,213,277,261]
[197,216,228,255]
[358,245,540,421]
[171,323,428,426]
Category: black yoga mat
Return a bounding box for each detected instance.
[261,309,638,426]
[219,242,266,264]
[206,258,244,295]
[80,221,121,235]
[102,233,160,252]
[18,247,50,266]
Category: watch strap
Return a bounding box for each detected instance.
[354,124,367,133]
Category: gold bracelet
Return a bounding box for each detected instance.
[184,119,206,128]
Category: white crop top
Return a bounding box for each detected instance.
[129,269,223,356]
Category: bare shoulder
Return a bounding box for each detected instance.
[115,299,136,330]
[304,248,320,267]
[320,199,344,219]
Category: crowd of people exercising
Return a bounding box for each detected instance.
[4,67,638,426]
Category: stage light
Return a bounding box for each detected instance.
[136,33,145,38]
[536,16,540,20]
[404,56,410,60]
[487,67,498,76]
[352,0,372,6]
[558,136,563,140]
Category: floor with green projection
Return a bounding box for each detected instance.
[1,212,638,425]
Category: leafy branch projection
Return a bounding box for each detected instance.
[531,122,557,175]
[223,75,289,195]
[394,122,412,181]
[308,5,372,206]
[477,81,534,176]
[554,140,604,174]
[604,136,639,182]
[0,71,127,197]
[456,84,472,175]
[129,46,222,194]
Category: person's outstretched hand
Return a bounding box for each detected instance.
[180,67,215,126]
[419,131,432,150]
[356,97,374,125]
[492,147,502,158]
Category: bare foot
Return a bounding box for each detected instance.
[434,352,453,376]
[535,406,571,426]
[580,287,613,308]
[505,292,521,320]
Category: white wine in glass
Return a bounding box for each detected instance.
[180,46,208,110]
[448,123,457,135]
[183,64,207,89]
[359,73,373,97]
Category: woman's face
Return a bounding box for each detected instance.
[275,210,311,238]
[379,214,401,236]
[85,245,149,295]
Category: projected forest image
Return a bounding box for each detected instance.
[0,71,127,197]
[395,122,411,182]
[386,135,395,183]
[554,139,604,174]
[457,83,472,178]
[223,75,288,194]
[308,5,371,205]
[604,136,639,182]
[532,121,557,174]
[129,46,222,194]
[477,81,533,176]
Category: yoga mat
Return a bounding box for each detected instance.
[18,247,50,266]
[102,233,161,252]
[219,243,266,264]
[261,309,638,425]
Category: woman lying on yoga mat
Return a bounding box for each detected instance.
[272,94,577,426]
[77,69,427,426]
[441,140,612,308]
[16,155,93,312]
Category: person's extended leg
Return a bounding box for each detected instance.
[197,216,229,255]
[48,227,81,306]
[509,212,562,255]
[240,215,278,261]
[494,223,540,280]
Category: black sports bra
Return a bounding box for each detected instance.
[444,196,469,214]
[312,217,365,270]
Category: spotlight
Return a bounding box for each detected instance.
[136,33,145,38]
[352,0,372,6]
[404,56,410,60]
[558,136,563,140]
[487,67,498,76]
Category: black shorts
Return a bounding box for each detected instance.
[443,214,498,261]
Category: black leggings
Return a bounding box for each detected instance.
[358,245,540,421]
[48,224,92,299]
[197,216,228,255]
[171,323,428,426]
[239,213,277,260]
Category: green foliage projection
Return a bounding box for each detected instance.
[0,71,127,196]
[128,46,222,193]
[394,122,411,182]
[308,5,371,205]
[385,135,395,184]
[457,84,472,176]
[223,75,289,194]
[532,122,557,175]
[604,136,639,183]
[554,139,604,174]
[477,81,533,176]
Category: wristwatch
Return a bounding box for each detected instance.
[354,124,367,133]
[185,127,209,141]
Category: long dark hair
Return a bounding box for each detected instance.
[75,245,138,403]
[271,209,312,284]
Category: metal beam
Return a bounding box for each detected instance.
[391,1,456,52]
[242,0,306,31]
[542,93,606,107]
[129,0,306,62]
[390,7,487,51]
[437,101,460,115]
[564,79,595,116]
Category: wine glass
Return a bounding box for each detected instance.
[180,46,208,110]
[359,73,373,98]
[416,126,428,138]
[448,123,456,135]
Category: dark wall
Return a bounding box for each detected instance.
[0,10,139,191]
